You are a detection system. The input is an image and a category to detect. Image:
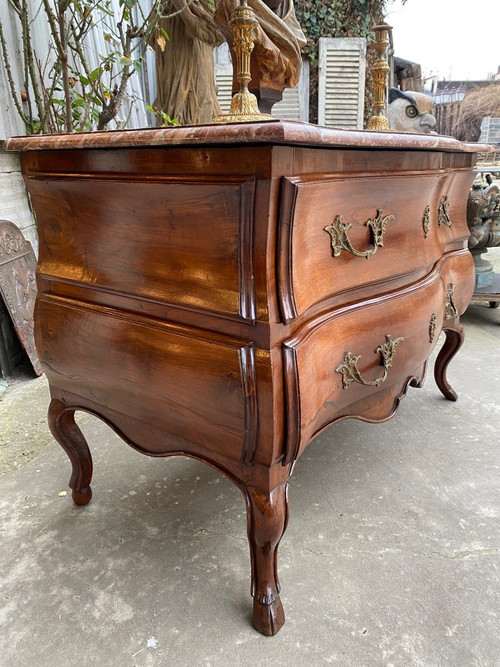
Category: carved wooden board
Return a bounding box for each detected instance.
[0,220,43,376]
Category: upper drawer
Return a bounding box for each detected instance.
[277,171,473,322]
[28,175,256,322]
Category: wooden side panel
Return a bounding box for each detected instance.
[282,251,474,462]
[278,172,464,322]
[28,175,256,321]
[35,295,257,462]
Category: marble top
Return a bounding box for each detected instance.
[4,120,492,154]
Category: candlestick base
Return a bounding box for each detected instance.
[368,115,390,131]
[213,91,274,124]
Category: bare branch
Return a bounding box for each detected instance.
[21,0,47,130]
[41,0,64,54]
[55,3,73,131]
[37,57,59,133]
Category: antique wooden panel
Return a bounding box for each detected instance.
[28,175,256,322]
[277,171,474,322]
[35,294,257,463]
[0,220,42,375]
[282,251,474,463]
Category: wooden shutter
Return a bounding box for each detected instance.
[214,68,235,114]
[272,61,309,122]
[318,37,366,129]
[215,45,309,121]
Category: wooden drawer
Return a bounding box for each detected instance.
[28,175,256,322]
[35,295,257,463]
[278,170,474,322]
[282,250,474,463]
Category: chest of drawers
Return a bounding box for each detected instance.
[6,121,482,635]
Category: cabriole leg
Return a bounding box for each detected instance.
[244,481,289,636]
[434,323,465,401]
[48,398,93,505]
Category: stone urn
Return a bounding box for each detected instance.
[467,179,500,288]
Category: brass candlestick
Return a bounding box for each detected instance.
[368,24,392,131]
[213,0,273,123]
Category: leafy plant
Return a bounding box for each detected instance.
[295,0,385,63]
[0,0,168,133]
[294,0,408,123]
[146,104,179,127]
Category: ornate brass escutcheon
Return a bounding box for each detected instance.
[438,196,452,227]
[324,209,394,259]
[429,313,437,343]
[336,333,404,390]
[422,205,430,238]
[445,283,459,319]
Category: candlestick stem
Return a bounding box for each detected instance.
[368,24,392,131]
[213,0,273,123]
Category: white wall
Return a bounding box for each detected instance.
[0,0,154,254]
[0,2,25,140]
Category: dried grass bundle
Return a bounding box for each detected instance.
[453,83,500,142]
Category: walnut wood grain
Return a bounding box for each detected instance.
[434,323,464,401]
[8,121,479,636]
[282,250,474,463]
[36,295,258,464]
[29,174,257,322]
[277,172,473,322]
[48,399,93,506]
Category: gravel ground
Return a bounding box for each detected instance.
[0,363,51,474]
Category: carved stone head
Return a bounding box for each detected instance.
[388,88,437,134]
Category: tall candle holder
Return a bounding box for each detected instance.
[368,24,392,131]
[213,0,273,123]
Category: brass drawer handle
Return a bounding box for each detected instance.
[423,205,430,238]
[429,313,437,343]
[438,196,452,227]
[336,334,404,389]
[324,209,394,259]
[445,283,459,319]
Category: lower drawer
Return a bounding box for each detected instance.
[34,296,257,463]
[282,251,474,463]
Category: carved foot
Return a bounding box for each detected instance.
[434,324,464,401]
[244,482,289,636]
[48,399,93,505]
[410,362,427,389]
[252,596,285,636]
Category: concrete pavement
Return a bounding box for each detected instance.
[1,274,499,666]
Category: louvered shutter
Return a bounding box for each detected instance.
[214,45,309,121]
[318,37,366,129]
[214,66,235,114]
[271,61,309,121]
[214,44,233,114]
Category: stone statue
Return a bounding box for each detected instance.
[467,179,500,288]
[388,88,437,134]
[214,0,306,113]
[151,0,224,125]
